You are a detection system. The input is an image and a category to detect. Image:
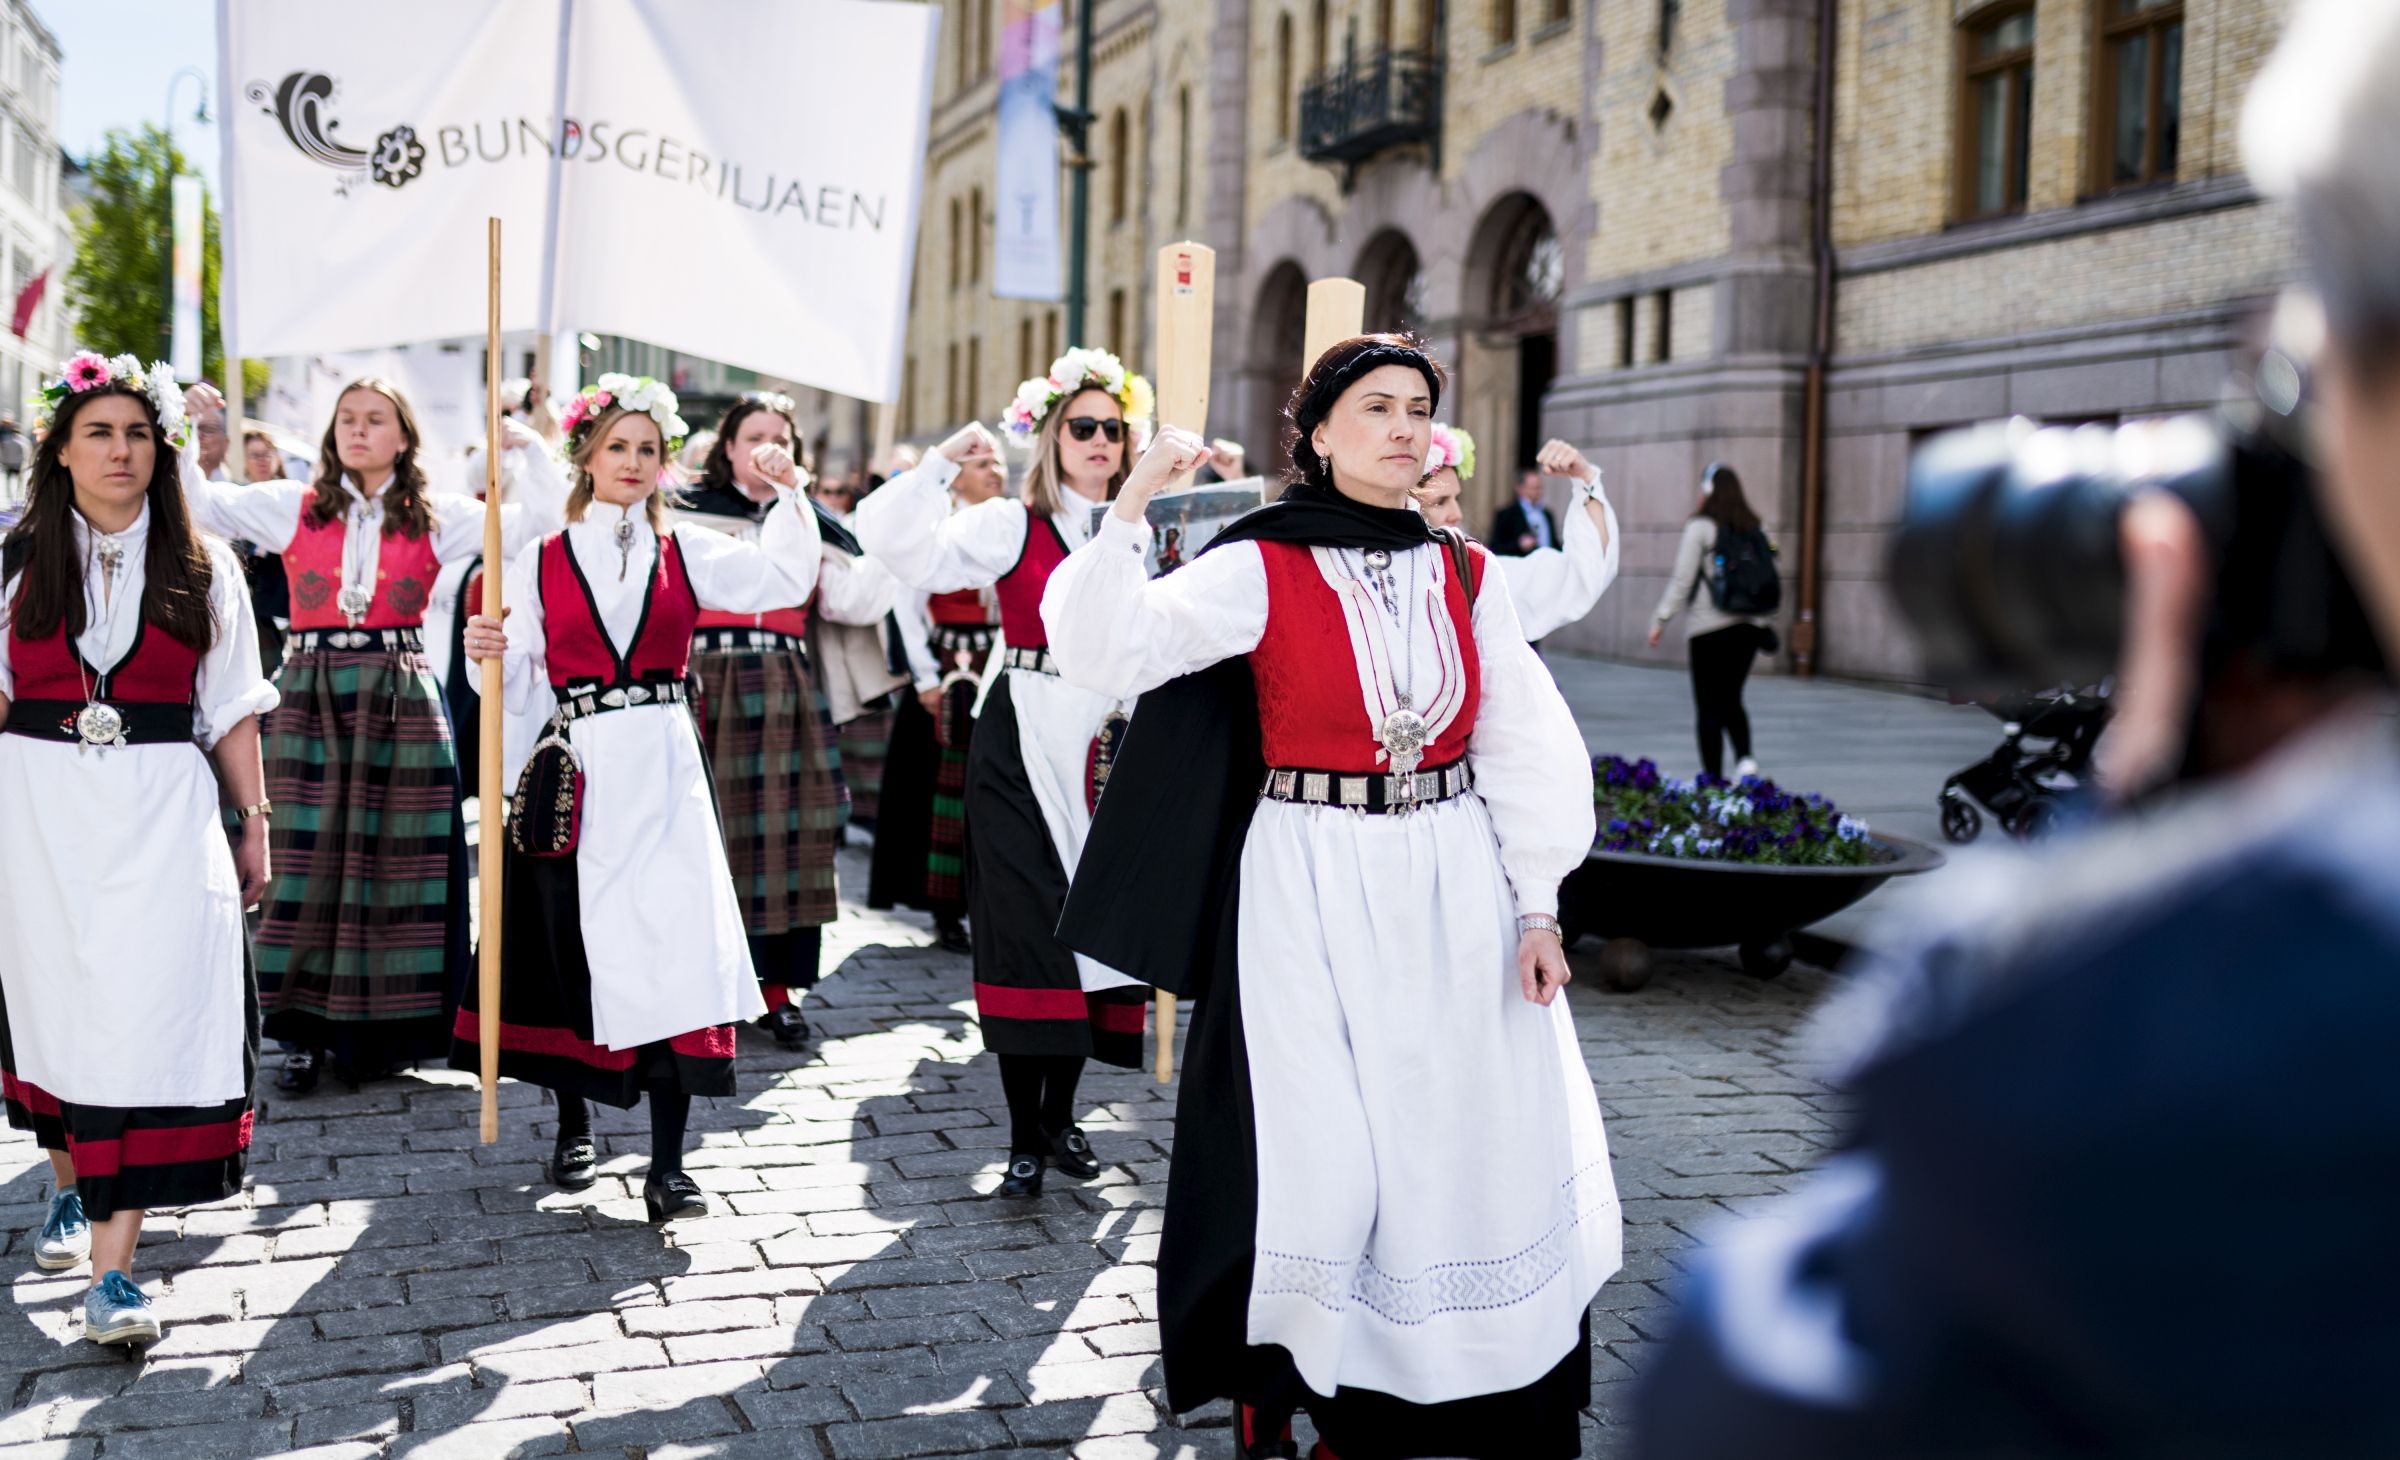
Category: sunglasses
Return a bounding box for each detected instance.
[1063,416,1124,443]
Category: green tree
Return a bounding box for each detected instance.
[65,123,241,389]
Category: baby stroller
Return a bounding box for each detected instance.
[1938,687,2111,843]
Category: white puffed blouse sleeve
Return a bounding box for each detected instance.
[194,540,281,749]
[1041,511,1269,700]
[429,446,571,565]
[814,545,902,627]
[853,453,1037,592]
[676,487,822,611]
[1463,545,1598,919]
[1499,474,1621,642]
[183,459,311,552]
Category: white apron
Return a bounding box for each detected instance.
[1003,664,1139,995]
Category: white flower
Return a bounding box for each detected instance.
[1836,815,1869,841]
[596,372,636,396]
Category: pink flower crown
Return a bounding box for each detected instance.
[33,351,190,450]
[559,373,690,461]
[999,347,1155,439]
[1425,422,1476,480]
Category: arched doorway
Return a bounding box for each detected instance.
[1356,229,1427,338]
[1247,261,1311,478]
[1458,193,1563,528]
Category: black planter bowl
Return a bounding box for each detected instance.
[1559,834,1945,990]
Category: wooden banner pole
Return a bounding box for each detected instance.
[1146,239,1217,1083]
[1301,277,1365,384]
[477,218,507,1145]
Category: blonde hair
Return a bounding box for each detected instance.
[564,404,679,533]
[1021,385,1130,518]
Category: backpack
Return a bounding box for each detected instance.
[1708,525,1780,616]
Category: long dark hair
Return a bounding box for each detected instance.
[1285,332,1448,489]
[3,383,217,652]
[1698,462,1761,534]
[699,396,804,495]
[308,378,434,538]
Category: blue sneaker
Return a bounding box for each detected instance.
[34,1189,89,1272]
[83,1270,160,1347]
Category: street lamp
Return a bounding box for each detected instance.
[161,66,210,363]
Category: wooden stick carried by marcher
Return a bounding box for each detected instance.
[1302,277,1365,384]
[477,217,507,1144]
[1145,239,1217,1083]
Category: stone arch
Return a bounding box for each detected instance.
[1245,260,1313,477]
[1354,228,1426,337]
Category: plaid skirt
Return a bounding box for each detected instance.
[837,703,896,827]
[692,645,843,936]
[254,642,469,1070]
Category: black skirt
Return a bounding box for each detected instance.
[963,672,1143,1069]
[1,948,259,1221]
[448,835,736,1109]
[866,690,940,913]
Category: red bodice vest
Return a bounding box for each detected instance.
[927,587,995,627]
[283,502,441,630]
[993,513,1068,648]
[692,604,811,637]
[6,610,199,706]
[1248,540,1484,773]
[537,532,699,689]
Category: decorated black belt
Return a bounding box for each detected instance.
[288,627,424,654]
[1003,645,1056,675]
[4,699,196,748]
[551,679,691,723]
[1260,758,1473,814]
[692,628,808,657]
[930,623,998,651]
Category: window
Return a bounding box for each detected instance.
[966,336,981,418]
[1275,13,1294,142]
[1653,289,1673,363]
[1310,0,1329,77]
[1375,0,1394,49]
[977,0,994,78]
[1108,108,1129,224]
[1107,288,1127,353]
[1018,317,1034,382]
[1491,0,1518,48]
[969,186,984,284]
[1615,297,1635,368]
[1659,0,1681,54]
[1546,0,1570,27]
[947,197,962,290]
[10,128,35,206]
[1044,309,1059,365]
[945,341,960,424]
[1174,86,1192,227]
[2097,0,2183,191]
[1957,6,2034,219]
[953,0,970,91]
[902,355,918,435]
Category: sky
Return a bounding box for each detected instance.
[43,0,222,187]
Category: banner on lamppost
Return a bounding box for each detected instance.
[170,174,205,380]
[991,0,1063,302]
[218,0,939,403]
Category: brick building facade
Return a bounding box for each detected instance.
[897,0,2293,681]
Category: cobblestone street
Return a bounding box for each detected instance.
[1,840,1849,1460]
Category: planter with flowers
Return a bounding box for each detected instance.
[1561,757,1944,990]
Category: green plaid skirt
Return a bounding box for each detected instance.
[837,703,895,826]
[254,643,468,1068]
[693,646,843,935]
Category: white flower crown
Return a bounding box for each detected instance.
[32,350,191,450]
[559,373,690,459]
[999,347,1154,438]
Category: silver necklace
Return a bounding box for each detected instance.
[73,533,129,752]
[614,513,637,581]
[337,492,374,626]
[1349,546,1427,775]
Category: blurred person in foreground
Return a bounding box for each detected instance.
[1635,5,2400,1456]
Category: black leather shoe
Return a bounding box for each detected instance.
[551,1133,598,1191]
[996,1154,1044,1198]
[935,917,972,954]
[1048,1126,1101,1180]
[758,1004,810,1049]
[275,1050,320,1094]
[1237,1404,1299,1459]
[642,1170,708,1222]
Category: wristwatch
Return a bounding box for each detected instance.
[236,800,274,823]
[1518,913,1564,939]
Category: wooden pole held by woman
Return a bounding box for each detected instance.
[478,218,507,1144]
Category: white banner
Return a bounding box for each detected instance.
[169,175,205,380]
[991,0,1063,302]
[220,0,939,403]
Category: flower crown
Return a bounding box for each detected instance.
[1426,422,1476,480]
[560,373,689,460]
[33,351,191,450]
[1000,347,1154,439]
[741,389,796,415]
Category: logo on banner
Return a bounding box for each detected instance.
[246,72,427,194]
[243,69,885,231]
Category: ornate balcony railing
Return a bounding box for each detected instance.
[1298,47,1443,182]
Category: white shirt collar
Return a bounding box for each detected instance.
[71,498,152,553]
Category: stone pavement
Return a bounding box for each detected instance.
[0,658,1978,1459]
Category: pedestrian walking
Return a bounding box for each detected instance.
[1649,463,1780,780]
[0,353,278,1349]
[853,347,1156,1200]
[182,377,566,1093]
[677,390,896,1050]
[453,378,820,1219]
[1049,335,1621,1460]
[1415,425,1620,640]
